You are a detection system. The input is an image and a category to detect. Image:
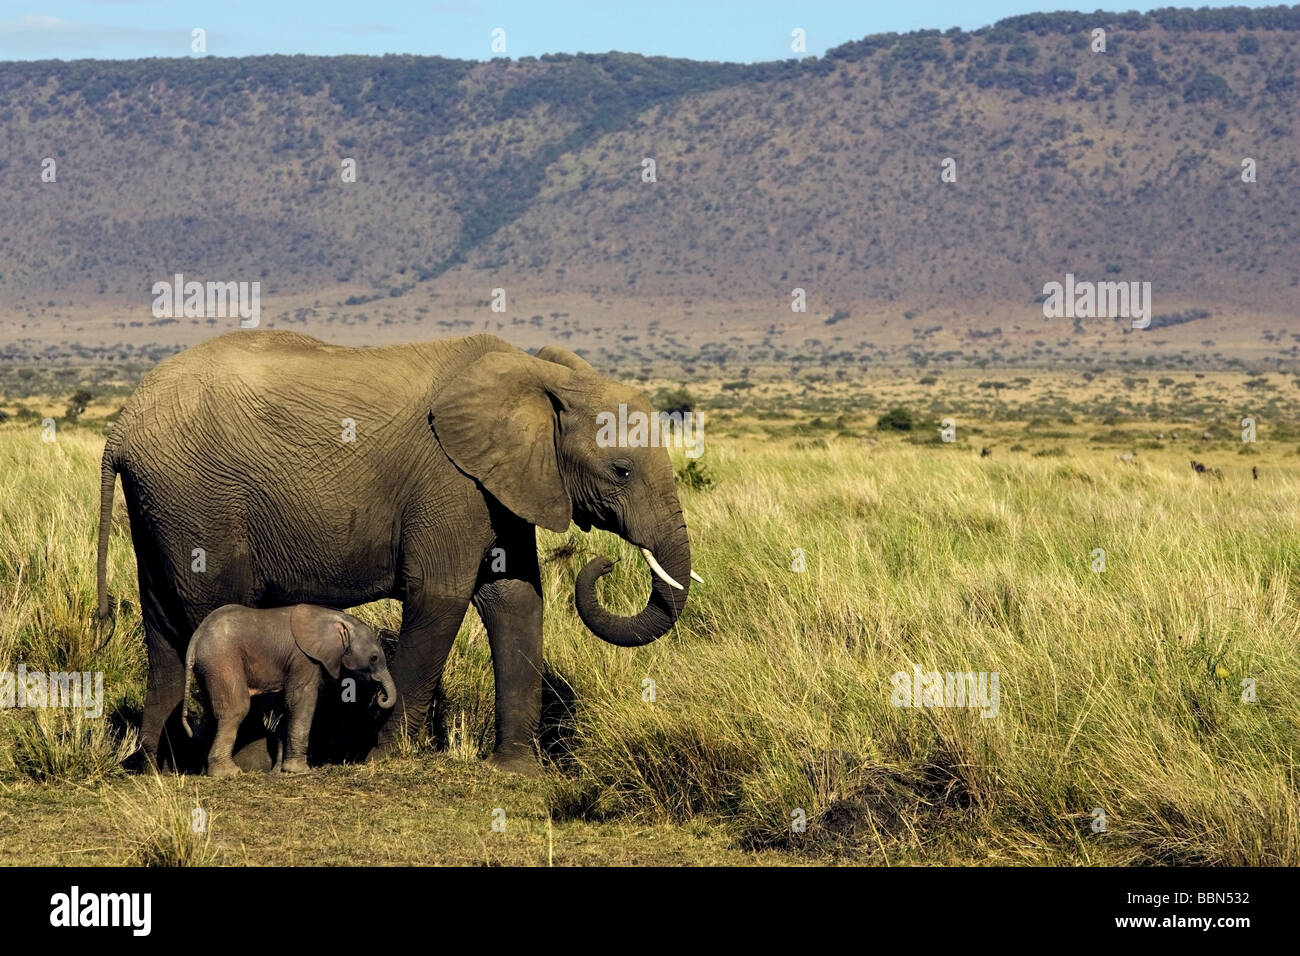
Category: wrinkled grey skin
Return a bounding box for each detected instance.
[98,331,693,775]
[183,604,396,776]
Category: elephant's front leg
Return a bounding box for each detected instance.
[473,536,544,774]
[280,679,320,774]
[376,594,470,755]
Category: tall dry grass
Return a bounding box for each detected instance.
[2,419,1297,863]
[535,443,1300,863]
[107,775,221,866]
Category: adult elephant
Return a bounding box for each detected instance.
[96,331,696,773]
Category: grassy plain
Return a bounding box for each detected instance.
[2,368,1298,865]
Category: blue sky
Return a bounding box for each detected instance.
[0,1,1286,61]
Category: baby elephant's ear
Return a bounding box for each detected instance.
[290,605,346,680]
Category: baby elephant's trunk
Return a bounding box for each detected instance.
[376,670,397,709]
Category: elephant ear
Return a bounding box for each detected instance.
[534,345,595,373]
[429,350,577,533]
[290,605,348,680]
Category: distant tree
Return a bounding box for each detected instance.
[1184,67,1231,103]
[876,406,915,431]
[655,387,696,415]
[65,389,93,421]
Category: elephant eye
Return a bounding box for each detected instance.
[612,463,631,481]
[370,653,379,664]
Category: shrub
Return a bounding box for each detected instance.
[65,389,93,421]
[876,407,915,431]
[675,458,714,490]
[1184,67,1230,102]
[655,387,696,416]
[109,776,221,866]
[9,710,136,782]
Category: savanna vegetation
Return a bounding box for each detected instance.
[3,372,1297,865]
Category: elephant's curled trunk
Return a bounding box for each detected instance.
[376,671,397,709]
[574,522,691,648]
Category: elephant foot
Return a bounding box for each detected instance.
[207,760,241,778]
[371,717,416,761]
[125,747,161,775]
[487,752,542,777]
[279,758,310,774]
[232,737,277,773]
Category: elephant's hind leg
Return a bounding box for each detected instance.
[138,597,189,772]
[205,684,250,777]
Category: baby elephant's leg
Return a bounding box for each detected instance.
[206,676,250,778]
[280,681,320,773]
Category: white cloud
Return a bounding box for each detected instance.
[0,14,225,57]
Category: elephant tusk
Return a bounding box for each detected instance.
[690,570,704,584]
[640,548,684,590]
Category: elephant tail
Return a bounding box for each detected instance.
[181,639,196,738]
[95,440,120,643]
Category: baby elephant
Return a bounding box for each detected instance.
[182,604,396,776]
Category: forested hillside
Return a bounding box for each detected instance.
[2,7,1297,367]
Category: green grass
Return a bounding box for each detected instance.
[2,405,1298,865]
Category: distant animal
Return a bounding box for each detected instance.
[182,604,396,777]
[1190,459,1223,480]
[1115,450,1137,463]
[1200,432,1212,441]
[1252,465,1259,480]
[980,447,992,458]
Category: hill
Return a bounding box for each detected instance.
[1,6,1298,371]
